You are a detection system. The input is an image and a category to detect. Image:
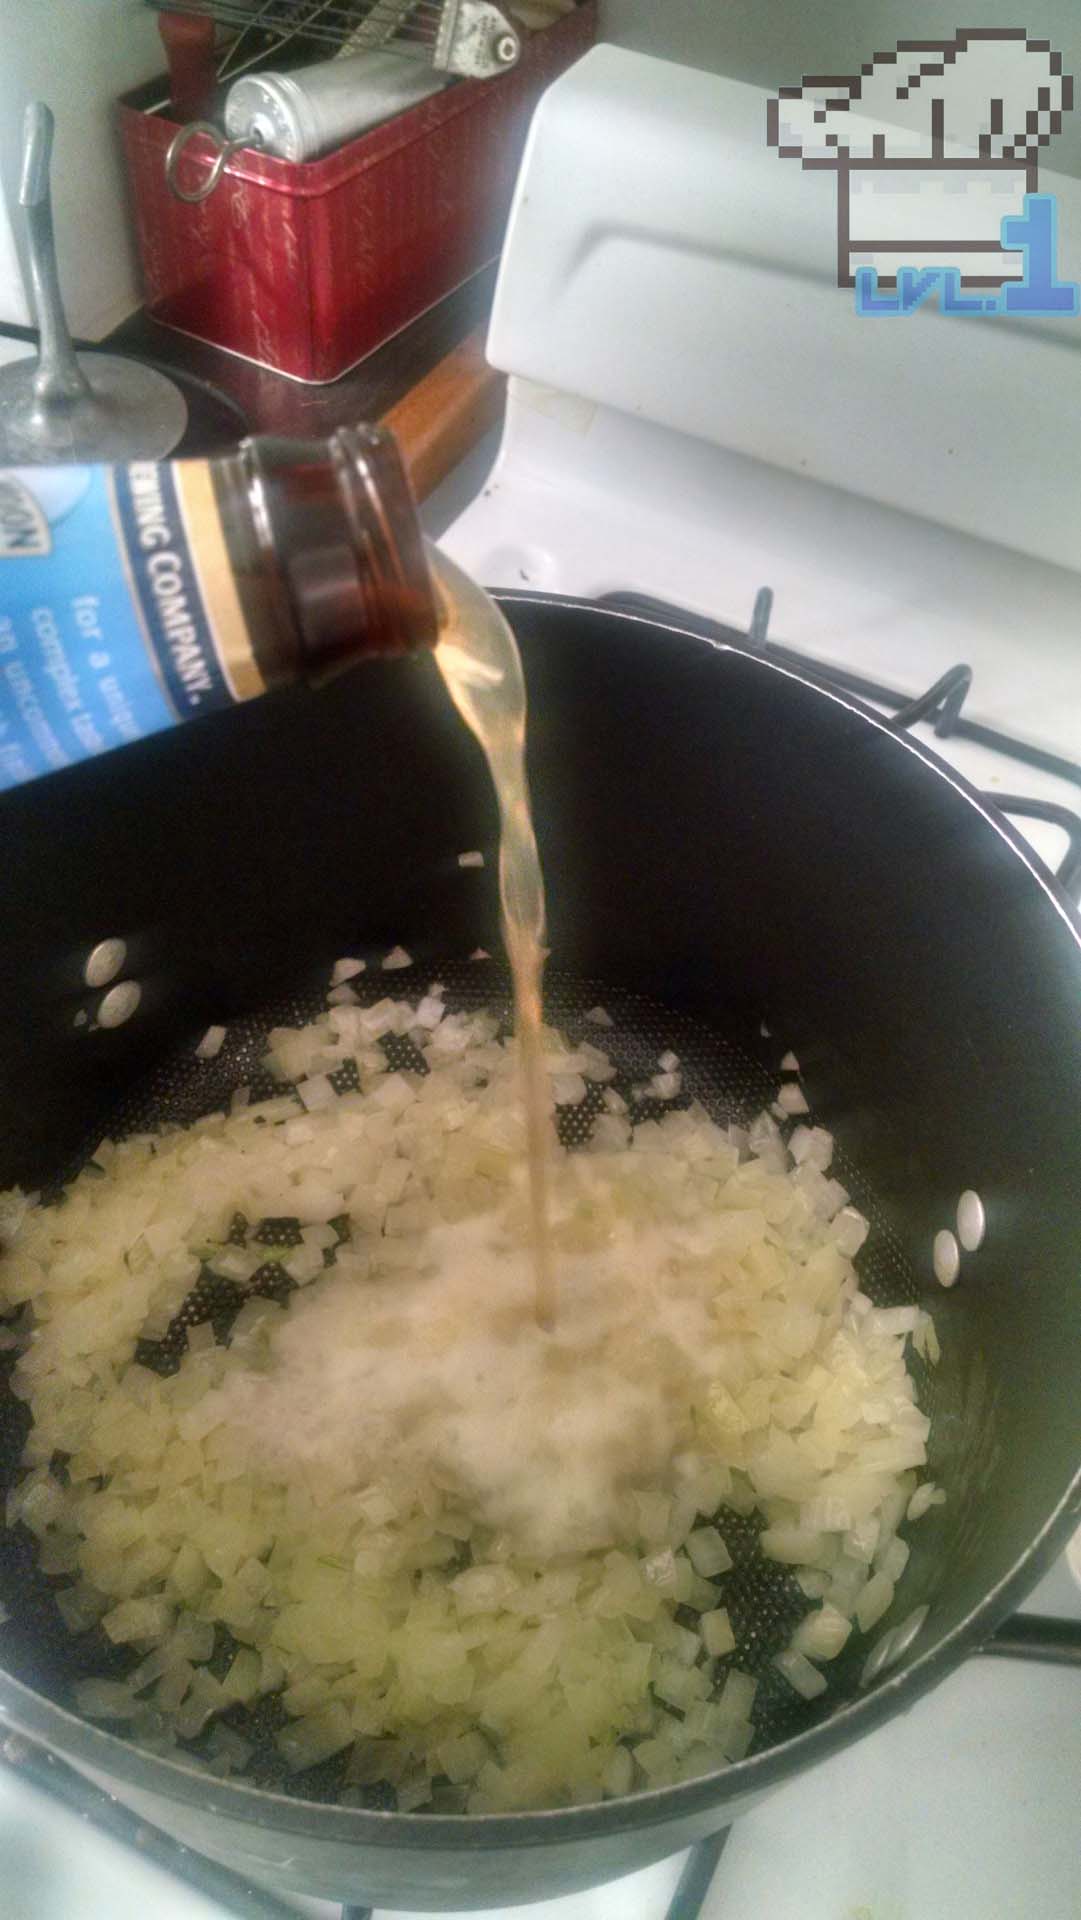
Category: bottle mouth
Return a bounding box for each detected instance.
[331,423,441,660]
[235,425,440,683]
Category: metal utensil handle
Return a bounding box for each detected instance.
[18,102,90,408]
[165,119,263,202]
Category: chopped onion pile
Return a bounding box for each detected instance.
[0,994,941,1811]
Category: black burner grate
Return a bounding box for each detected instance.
[600,589,1081,903]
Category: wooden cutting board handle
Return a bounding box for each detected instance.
[380,324,505,503]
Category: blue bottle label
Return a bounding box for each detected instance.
[0,462,262,792]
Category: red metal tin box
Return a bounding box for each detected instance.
[118,6,595,383]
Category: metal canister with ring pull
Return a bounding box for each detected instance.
[163,35,505,198]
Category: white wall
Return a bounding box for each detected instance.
[3,2,1078,338]
[600,0,1081,176]
[0,0,164,336]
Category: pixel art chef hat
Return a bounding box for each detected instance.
[768,28,1072,164]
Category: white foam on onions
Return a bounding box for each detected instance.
[203,1213,744,1558]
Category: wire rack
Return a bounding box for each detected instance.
[145,0,451,79]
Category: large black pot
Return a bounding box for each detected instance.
[1,596,1079,1909]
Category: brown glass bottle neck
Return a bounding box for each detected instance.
[211,425,439,689]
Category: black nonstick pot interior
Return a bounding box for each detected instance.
[0,595,1079,1909]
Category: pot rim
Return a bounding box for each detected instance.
[3,596,1079,1845]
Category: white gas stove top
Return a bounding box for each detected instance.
[4,38,1080,1920]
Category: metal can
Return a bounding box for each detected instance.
[224,52,449,163]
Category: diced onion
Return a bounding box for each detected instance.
[720,1670,757,1719]
[700,1607,736,1657]
[0,989,937,1814]
[774,1648,828,1699]
[791,1603,852,1662]
[685,1527,732,1578]
[907,1481,945,1521]
[777,1084,810,1116]
[855,1571,895,1632]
